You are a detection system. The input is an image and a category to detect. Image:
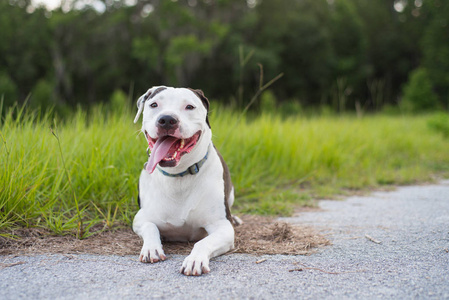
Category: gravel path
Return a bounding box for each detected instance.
[1,181,448,299]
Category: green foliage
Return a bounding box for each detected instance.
[260,90,277,113]
[0,2,52,102]
[354,0,425,110]
[279,100,303,117]
[0,73,18,108]
[165,34,213,84]
[428,112,449,138]
[1,0,445,112]
[109,89,128,113]
[420,0,449,106]
[132,37,159,68]
[329,0,367,107]
[265,0,333,103]
[31,79,55,108]
[401,68,440,112]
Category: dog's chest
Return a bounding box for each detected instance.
[158,219,207,242]
[145,180,210,232]
[152,198,209,241]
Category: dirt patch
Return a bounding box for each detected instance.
[234,215,329,255]
[0,215,329,256]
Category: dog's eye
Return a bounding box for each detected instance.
[185,105,195,110]
[150,102,158,108]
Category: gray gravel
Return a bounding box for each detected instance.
[1,181,449,299]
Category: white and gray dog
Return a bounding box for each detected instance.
[133,86,239,276]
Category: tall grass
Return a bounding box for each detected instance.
[213,110,449,214]
[0,105,144,237]
[1,104,449,237]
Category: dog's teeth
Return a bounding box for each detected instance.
[173,151,178,158]
[180,139,185,149]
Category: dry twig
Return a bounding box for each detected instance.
[290,262,366,275]
[0,261,26,270]
[289,267,343,274]
[365,234,382,244]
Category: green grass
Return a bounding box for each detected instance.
[1,104,449,237]
[214,110,449,214]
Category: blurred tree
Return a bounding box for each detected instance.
[253,0,333,105]
[329,0,367,111]
[49,5,135,106]
[420,0,449,109]
[401,67,439,112]
[190,1,254,102]
[131,0,237,96]
[31,79,55,108]
[0,72,18,108]
[0,1,52,103]
[109,88,128,113]
[0,0,444,112]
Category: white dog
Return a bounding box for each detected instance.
[132,86,238,276]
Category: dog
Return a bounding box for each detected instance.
[132,86,239,276]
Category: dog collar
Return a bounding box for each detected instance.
[151,151,209,178]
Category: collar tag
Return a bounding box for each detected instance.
[188,163,200,175]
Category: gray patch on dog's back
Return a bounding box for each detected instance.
[137,182,141,208]
[214,146,233,224]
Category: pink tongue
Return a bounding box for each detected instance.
[146,136,179,174]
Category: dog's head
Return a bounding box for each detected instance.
[134,86,211,174]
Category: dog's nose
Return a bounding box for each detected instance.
[157,115,179,130]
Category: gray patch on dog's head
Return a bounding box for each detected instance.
[188,88,211,128]
[134,86,167,124]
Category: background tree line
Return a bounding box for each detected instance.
[0,0,448,113]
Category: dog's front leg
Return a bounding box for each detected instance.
[133,211,166,263]
[180,219,234,276]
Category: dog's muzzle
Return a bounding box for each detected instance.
[144,130,202,174]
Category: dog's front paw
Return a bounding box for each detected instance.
[139,244,166,263]
[180,254,210,276]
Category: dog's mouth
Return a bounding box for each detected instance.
[144,131,201,173]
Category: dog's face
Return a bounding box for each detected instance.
[134,86,211,173]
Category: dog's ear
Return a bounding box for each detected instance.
[188,88,211,128]
[134,86,167,124]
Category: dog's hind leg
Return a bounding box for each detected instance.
[133,210,166,263]
[227,187,243,226]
